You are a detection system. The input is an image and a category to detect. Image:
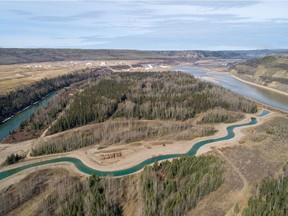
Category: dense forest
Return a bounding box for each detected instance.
[58,175,122,216]
[141,155,223,216]
[49,72,257,134]
[3,91,70,143]
[6,155,221,216]
[0,67,111,123]
[243,165,288,216]
[2,79,89,143]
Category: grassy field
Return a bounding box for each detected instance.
[190,114,288,215]
[0,59,172,93]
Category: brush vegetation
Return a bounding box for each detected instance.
[0,68,109,123]
[49,72,257,134]
[31,71,257,156]
[0,155,222,216]
[231,55,288,92]
[198,108,244,124]
[31,120,216,156]
[5,153,23,165]
[243,165,288,216]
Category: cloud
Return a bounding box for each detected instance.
[0,0,287,50]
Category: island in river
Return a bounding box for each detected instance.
[0,49,288,216]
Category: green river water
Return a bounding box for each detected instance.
[0,110,270,180]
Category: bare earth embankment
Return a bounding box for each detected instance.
[1,56,287,215]
[231,74,288,96]
[1,109,286,216]
[190,112,288,216]
[231,55,288,93]
[0,110,274,189]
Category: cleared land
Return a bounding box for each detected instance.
[1,50,288,215]
[190,113,288,215]
[0,109,286,216]
[0,59,174,93]
[0,110,270,186]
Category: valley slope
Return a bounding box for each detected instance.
[231,55,288,93]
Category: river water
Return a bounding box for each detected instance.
[1,67,286,143]
[174,66,288,112]
[0,92,57,141]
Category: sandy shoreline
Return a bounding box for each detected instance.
[0,109,277,189]
[175,63,288,97]
[231,75,288,96]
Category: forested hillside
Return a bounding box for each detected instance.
[0,155,223,216]
[0,67,110,123]
[0,48,252,65]
[49,72,257,134]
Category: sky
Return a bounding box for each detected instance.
[0,0,288,50]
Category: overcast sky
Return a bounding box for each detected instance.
[0,0,288,50]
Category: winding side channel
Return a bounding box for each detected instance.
[0,110,270,180]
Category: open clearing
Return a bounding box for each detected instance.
[0,110,287,215]
[0,59,174,93]
[0,110,276,189]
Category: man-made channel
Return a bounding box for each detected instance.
[0,110,270,180]
[0,92,57,141]
[174,66,288,112]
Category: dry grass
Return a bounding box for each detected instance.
[0,62,77,93]
[1,113,287,216]
[0,59,172,93]
[0,168,80,216]
[32,119,216,156]
[190,115,288,215]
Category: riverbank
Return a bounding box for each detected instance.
[174,64,288,112]
[0,92,57,142]
[0,109,276,189]
[231,75,288,97]
[179,64,288,97]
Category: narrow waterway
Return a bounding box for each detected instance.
[0,110,270,180]
[0,92,57,141]
[174,66,288,112]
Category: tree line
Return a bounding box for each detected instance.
[49,71,257,134]
[198,108,244,124]
[243,165,288,216]
[141,155,223,216]
[31,120,216,156]
[29,155,223,216]
[0,67,111,123]
[2,79,91,143]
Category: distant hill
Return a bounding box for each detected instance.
[1,48,287,65]
[231,54,288,92]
